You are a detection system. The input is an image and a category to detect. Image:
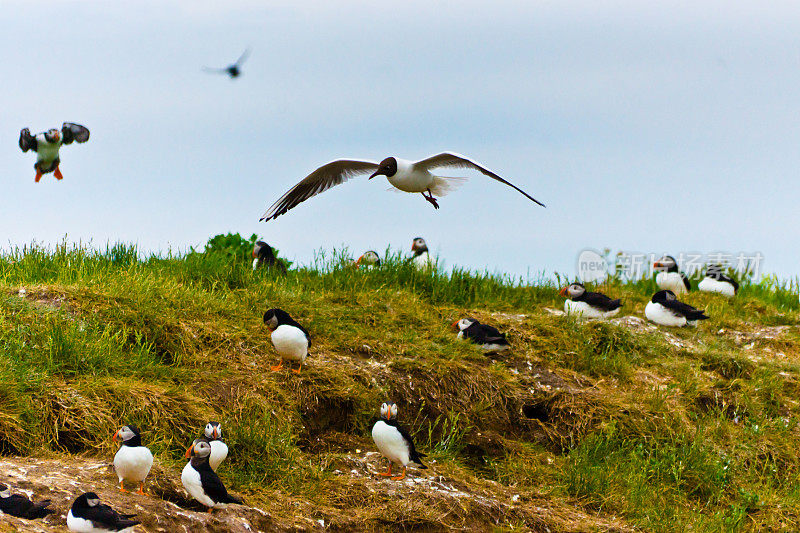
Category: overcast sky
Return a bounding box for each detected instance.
[2,1,799,280]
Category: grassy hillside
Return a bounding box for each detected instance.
[0,243,799,532]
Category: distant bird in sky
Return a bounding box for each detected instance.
[18,123,90,182]
[203,48,251,79]
[259,152,545,222]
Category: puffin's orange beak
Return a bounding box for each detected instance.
[252,249,257,258]
[112,430,119,441]
[185,444,194,459]
[451,320,459,331]
[558,287,568,297]
[213,428,220,439]
[653,261,663,268]
[355,255,363,266]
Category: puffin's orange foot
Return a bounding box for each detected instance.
[377,464,393,477]
[35,172,42,183]
[391,467,407,481]
[291,367,301,374]
[118,481,127,493]
[54,167,63,180]
[207,508,214,514]
[270,364,283,372]
[136,483,146,495]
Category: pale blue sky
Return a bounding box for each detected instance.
[2,1,799,279]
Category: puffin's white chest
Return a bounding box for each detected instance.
[35,139,61,164]
[271,325,308,361]
[413,252,434,270]
[564,300,619,319]
[209,440,228,471]
[113,445,153,483]
[372,420,410,466]
[387,160,434,193]
[645,301,689,327]
[698,277,735,297]
[181,463,219,508]
[656,272,688,294]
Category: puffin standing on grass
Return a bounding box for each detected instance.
[410,237,435,270]
[193,421,228,472]
[66,492,139,532]
[259,152,545,221]
[252,241,287,272]
[182,441,243,512]
[451,318,511,353]
[263,308,310,373]
[112,425,153,495]
[371,402,427,481]
[653,256,691,294]
[645,290,709,327]
[559,282,622,319]
[698,265,738,297]
[18,123,90,182]
[0,483,54,519]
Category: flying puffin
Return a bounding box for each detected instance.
[653,255,691,294]
[182,441,243,512]
[192,421,228,472]
[410,237,435,270]
[451,318,511,353]
[66,492,139,533]
[645,290,709,327]
[18,123,90,182]
[259,152,545,221]
[263,308,310,373]
[355,250,381,268]
[203,48,251,79]
[0,482,54,519]
[112,424,153,494]
[698,265,738,297]
[371,402,427,481]
[559,282,622,319]
[252,241,287,272]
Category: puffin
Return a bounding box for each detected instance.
[0,482,54,519]
[559,282,622,319]
[182,441,244,512]
[645,290,709,327]
[410,237,435,270]
[355,250,381,268]
[371,402,427,481]
[66,492,139,533]
[653,255,691,294]
[451,318,511,353]
[193,421,228,472]
[259,152,545,221]
[112,424,153,494]
[18,123,90,182]
[203,48,251,79]
[252,241,287,272]
[263,308,310,373]
[698,265,738,297]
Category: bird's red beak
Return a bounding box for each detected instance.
[185,444,194,459]
[112,430,119,441]
[355,255,364,266]
[252,249,257,258]
[653,261,663,268]
[213,428,220,439]
[451,320,459,330]
[558,287,568,297]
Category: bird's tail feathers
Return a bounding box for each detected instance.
[429,176,467,197]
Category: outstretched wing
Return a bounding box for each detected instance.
[61,123,90,145]
[235,48,251,66]
[19,128,37,152]
[412,152,545,207]
[260,159,379,221]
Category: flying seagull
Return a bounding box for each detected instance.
[203,48,251,78]
[260,152,545,222]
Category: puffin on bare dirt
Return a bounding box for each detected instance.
[0,482,54,519]
[18,123,90,182]
[112,424,153,495]
[259,152,545,221]
[67,492,139,532]
[182,441,244,512]
[371,402,427,481]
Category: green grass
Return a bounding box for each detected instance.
[0,241,799,530]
